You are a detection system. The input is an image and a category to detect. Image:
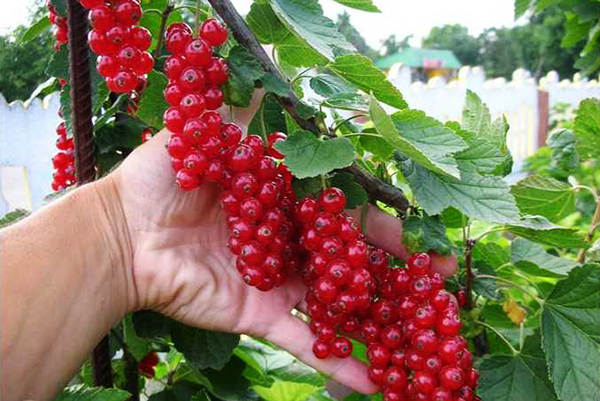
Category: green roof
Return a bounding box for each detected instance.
[375,48,462,70]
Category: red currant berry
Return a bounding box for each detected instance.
[175,169,200,191]
[163,107,186,133]
[180,93,206,117]
[312,340,330,359]
[106,25,128,47]
[360,319,381,343]
[383,366,408,391]
[242,266,264,286]
[256,182,280,208]
[108,71,137,93]
[413,370,437,394]
[313,277,338,303]
[133,51,154,75]
[368,366,385,386]
[407,349,425,370]
[464,368,480,388]
[219,123,242,147]
[439,366,464,391]
[185,38,212,67]
[118,46,142,70]
[430,387,452,401]
[320,236,344,260]
[130,26,152,50]
[262,253,283,274]
[424,355,443,373]
[204,87,223,110]
[228,144,258,172]
[380,324,402,349]
[239,197,263,223]
[436,311,462,336]
[370,300,397,326]
[166,29,192,55]
[200,18,228,46]
[297,198,319,223]
[408,253,432,276]
[319,187,346,214]
[88,6,114,31]
[430,290,451,311]
[412,329,439,355]
[345,239,368,268]
[313,212,341,236]
[114,0,142,25]
[240,241,266,265]
[366,342,391,367]
[331,337,352,358]
[205,57,229,85]
[325,259,352,285]
[267,132,287,159]
[164,56,186,80]
[184,150,208,174]
[88,29,117,55]
[97,55,119,78]
[415,305,438,328]
[391,349,406,367]
[219,191,240,216]
[242,135,265,157]
[231,173,259,198]
[178,67,205,92]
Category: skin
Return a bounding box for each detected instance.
[0,94,457,401]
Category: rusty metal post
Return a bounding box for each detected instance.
[66,0,113,388]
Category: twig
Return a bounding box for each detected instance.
[578,191,600,263]
[476,274,544,305]
[464,239,475,310]
[153,4,175,59]
[205,0,411,212]
[476,321,518,355]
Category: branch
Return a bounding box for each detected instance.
[206,0,410,212]
[578,190,600,263]
[465,239,475,310]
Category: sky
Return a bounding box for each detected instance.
[0,0,522,48]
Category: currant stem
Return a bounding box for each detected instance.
[476,274,544,305]
[332,115,368,135]
[477,321,518,355]
[153,4,175,59]
[578,189,600,263]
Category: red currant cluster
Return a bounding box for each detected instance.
[221,133,300,291]
[137,351,159,378]
[47,0,68,50]
[162,19,229,181]
[362,254,480,401]
[78,0,154,93]
[52,120,76,191]
[298,188,382,359]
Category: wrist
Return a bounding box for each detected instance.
[85,173,138,314]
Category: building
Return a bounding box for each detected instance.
[376,47,462,82]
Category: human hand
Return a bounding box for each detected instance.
[109,95,457,394]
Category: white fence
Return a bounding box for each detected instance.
[1,67,599,216]
[386,65,600,168]
[1,93,61,215]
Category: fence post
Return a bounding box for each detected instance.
[537,89,550,147]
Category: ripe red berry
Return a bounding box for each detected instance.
[228,144,258,172]
[267,132,287,158]
[367,343,391,367]
[436,311,462,336]
[166,29,192,55]
[408,253,432,276]
[180,93,206,117]
[313,277,338,304]
[179,67,205,92]
[200,18,228,46]
[205,57,229,85]
[130,26,152,50]
[239,197,263,223]
[185,39,212,66]
[313,340,330,359]
[231,173,258,198]
[331,337,352,358]
[319,187,346,214]
[239,241,266,264]
[114,0,142,25]
[219,123,242,147]
[108,71,137,93]
[175,169,200,191]
[97,55,119,78]
[184,150,208,174]
[88,6,114,31]
[412,329,439,355]
[380,324,402,349]
[383,366,408,391]
[204,87,223,110]
[163,107,186,133]
[439,366,464,391]
[313,212,340,236]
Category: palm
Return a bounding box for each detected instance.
[115,129,305,338]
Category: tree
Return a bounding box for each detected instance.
[0,0,54,103]
[422,24,480,66]
[380,34,412,57]
[335,11,377,59]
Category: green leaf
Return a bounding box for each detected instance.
[93,95,129,131]
[0,209,30,228]
[275,130,355,178]
[478,336,558,401]
[190,390,211,401]
[451,126,507,175]
[370,98,466,178]
[253,381,320,401]
[49,0,67,16]
[329,55,407,109]
[148,381,203,401]
[547,129,579,172]
[223,45,264,107]
[514,0,532,18]
[122,314,151,360]
[309,73,356,97]
[399,159,520,224]
[541,264,600,401]
[291,177,322,199]
[331,0,380,12]
[46,45,69,81]
[171,322,240,370]
[276,32,328,67]
[137,71,169,129]
[132,310,172,338]
[511,175,575,223]
[54,385,130,401]
[511,238,579,278]
[247,94,287,140]
[246,1,289,44]
[461,91,512,175]
[330,172,368,209]
[574,98,600,161]
[19,16,50,43]
[505,215,587,249]
[60,84,73,136]
[359,134,394,159]
[260,73,290,97]
[201,356,253,401]
[440,207,468,229]
[269,0,355,62]
[473,242,510,269]
[474,262,502,300]
[95,118,144,153]
[322,93,368,112]
[402,214,453,255]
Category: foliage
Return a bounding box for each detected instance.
[11,0,600,400]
